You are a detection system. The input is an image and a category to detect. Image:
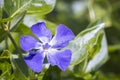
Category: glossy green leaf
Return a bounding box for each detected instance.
[27,0,56,15]
[0,0,32,23]
[4,0,32,17]
[85,34,108,72]
[10,11,26,30]
[67,23,105,66]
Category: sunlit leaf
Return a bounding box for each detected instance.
[27,0,56,15]
[67,23,105,66]
[10,11,26,30]
[0,0,32,23]
[4,0,31,17]
[85,34,108,72]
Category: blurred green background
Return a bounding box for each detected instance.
[0,0,120,80]
[45,0,120,79]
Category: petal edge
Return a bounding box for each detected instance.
[24,50,44,73]
[50,24,75,48]
[20,35,38,51]
[31,22,52,43]
[47,49,72,71]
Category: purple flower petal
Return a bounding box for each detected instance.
[31,22,52,43]
[47,49,72,71]
[50,24,75,48]
[20,36,38,51]
[24,50,44,73]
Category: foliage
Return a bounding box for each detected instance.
[0,0,120,80]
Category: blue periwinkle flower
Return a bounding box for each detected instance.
[20,22,75,73]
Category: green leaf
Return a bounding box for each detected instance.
[0,0,32,22]
[85,34,109,72]
[67,23,105,66]
[10,11,26,30]
[88,31,103,60]
[69,58,88,77]
[10,54,29,80]
[15,23,32,35]
[27,0,56,15]
[4,0,31,17]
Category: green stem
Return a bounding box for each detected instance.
[108,44,120,52]
[2,23,18,49]
[2,23,23,57]
[88,0,95,21]
[0,56,10,59]
[0,69,9,78]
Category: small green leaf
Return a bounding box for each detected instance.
[85,34,109,72]
[67,23,105,66]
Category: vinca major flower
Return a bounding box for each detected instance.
[20,22,75,73]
